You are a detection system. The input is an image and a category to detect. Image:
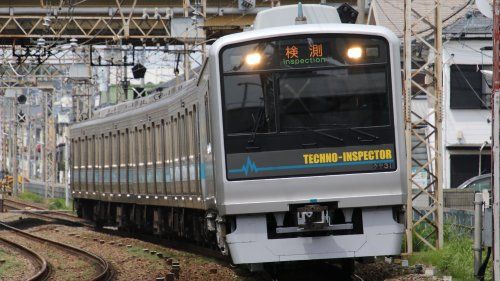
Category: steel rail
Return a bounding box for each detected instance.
[0,221,113,281]
[3,198,79,220]
[0,236,51,281]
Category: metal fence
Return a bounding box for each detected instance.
[22,181,66,199]
[412,189,477,232]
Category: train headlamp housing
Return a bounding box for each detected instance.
[347,46,363,60]
[245,52,262,66]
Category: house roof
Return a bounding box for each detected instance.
[369,0,473,38]
[443,10,492,38]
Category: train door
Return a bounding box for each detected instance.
[187,108,197,196]
[103,134,111,193]
[192,106,202,198]
[95,135,102,193]
[173,116,181,196]
[164,119,174,196]
[129,128,138,195]
[146,125,155,195]
[111,132,118,194]
[138,126,146,195]
[88,135,95,193]
[82,137,88,192]
[180,112,188,196]
[155,122,165,195]
[73,139,80,191]
[120,130,128,195]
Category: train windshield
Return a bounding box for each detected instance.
[220,34,396,180]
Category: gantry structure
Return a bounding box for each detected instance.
[404,0,444,252]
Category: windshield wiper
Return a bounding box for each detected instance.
[319,123,380,142]
[247,106,265,146]
[349,127,379,141]
[284,126,344,143]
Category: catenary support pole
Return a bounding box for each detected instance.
[474,192,484,277]
[492,0,500,279]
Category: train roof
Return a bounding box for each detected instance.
[210,23,400,57]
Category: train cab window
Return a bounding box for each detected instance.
[220,34,395,180]
[278,67,389,129]
[223,74,276,134]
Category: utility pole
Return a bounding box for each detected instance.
[404,0,444,253]
[492,1,500,279]
[184,0,191,81]
[356,0,366,24]
[12,99,18,196]
[43,88,56,198]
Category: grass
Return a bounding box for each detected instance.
[408,224,493,281]
[0,248,23,278]
[16,191,73,210]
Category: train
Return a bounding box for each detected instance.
[70,3,407,272]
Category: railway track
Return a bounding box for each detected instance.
[2,198,93,228]
[0,236,50,281]
[3,198,79,220]
[2,197,363,281]
[0,221,113,281]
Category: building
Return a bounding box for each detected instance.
[440,10,492,188]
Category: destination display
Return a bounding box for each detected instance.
[226,144,396,180]
[221,34,388,73]
[279,39,330,67]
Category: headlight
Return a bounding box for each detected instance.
[245,52,262,65]
[347,47,362,59]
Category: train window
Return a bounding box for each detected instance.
[223,74,276,134]
[221,35,388,73]
[220,34,396,180]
